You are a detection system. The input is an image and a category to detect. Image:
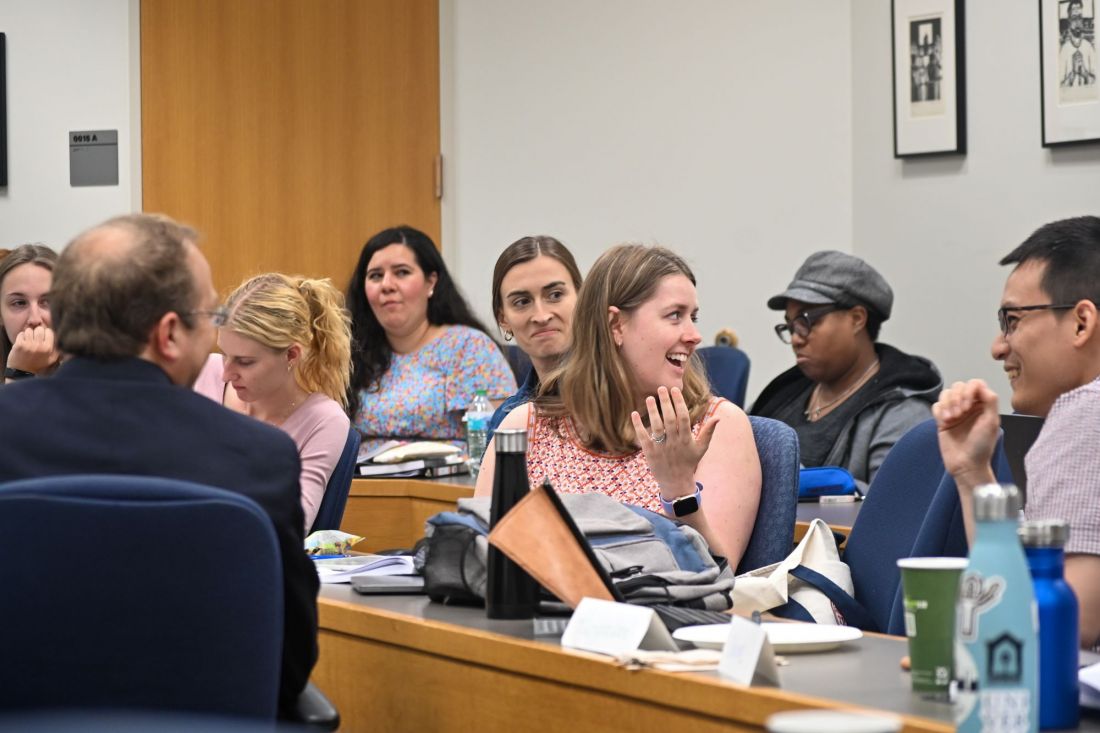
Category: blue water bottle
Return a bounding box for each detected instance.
[1020,519,1079,730]
[956,483,1039,733]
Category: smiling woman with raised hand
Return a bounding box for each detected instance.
[194,273,352,531]
[346,226,515,453]
[476,244,761,563]
[487,235,582,434]
[1,244,61,384]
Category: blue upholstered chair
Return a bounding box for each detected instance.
[842,419,1013,633]
[309,426,362,534]
[0,475,320,722]
[736,416,800,575]
[697,345,751,408]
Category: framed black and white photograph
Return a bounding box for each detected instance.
[1040,0,1100,146]
[891,0,966,158]
[1,33,7,187]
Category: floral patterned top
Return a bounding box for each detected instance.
[525,397,725,512]
[354,325,516,453]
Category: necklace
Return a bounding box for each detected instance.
[249,394,303,427]
[804,358,880,422]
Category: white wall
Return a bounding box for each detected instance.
[851,0,1100,406]
[441,0,854,402]
[0,0,140,251]
[8,1,1096,409]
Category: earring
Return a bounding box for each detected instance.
[504,331,513,342]
[428,290,435,298]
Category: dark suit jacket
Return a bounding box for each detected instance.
[0,357,319,715]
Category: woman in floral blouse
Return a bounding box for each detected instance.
[346,226,515,453]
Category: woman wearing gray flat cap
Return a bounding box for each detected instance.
[751,251,941,492]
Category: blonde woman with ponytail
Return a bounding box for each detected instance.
[476,244,761,564]
[194,273,352,530]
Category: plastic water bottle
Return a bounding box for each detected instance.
[956,483,1039,733]
[1020,520,1079,731]
[463,389,492,478]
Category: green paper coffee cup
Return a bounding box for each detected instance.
[896,557,968,694]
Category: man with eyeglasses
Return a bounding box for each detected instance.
[752,250,942,492]
[0,214,319,716]
[935,215,1100,647]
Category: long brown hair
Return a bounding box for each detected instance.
[0,244,59,371]
[537,244,711,453]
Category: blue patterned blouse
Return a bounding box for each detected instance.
[354,325,516,453]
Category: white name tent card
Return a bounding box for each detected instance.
[560,597,678,656]
[718,615,780,686]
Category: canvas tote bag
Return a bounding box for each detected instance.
[732,518,869,627]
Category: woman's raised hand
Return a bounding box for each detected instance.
[631,386,719,499]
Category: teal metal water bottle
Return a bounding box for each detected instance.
[1020,520,1078,731]
[956,483,1039,733]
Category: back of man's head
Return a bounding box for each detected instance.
[52,214,200,359]
[1000,215,1100,305]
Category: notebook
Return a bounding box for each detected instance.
[313,554,416,583]
[357,454,468,478]
[1000,414,1044,499]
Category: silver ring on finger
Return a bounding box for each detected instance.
[650,432,667,444]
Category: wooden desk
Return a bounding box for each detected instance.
[344,478,862,555]
[341,477,474,552]
[795,500,862,547]
[314,587,963,733]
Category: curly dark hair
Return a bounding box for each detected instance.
[346,225,496,418]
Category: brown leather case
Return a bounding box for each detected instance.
[487,485,615,608]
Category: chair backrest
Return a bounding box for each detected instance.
[0,475,284,718]
[310,426,362,534]
[842,419,945,633]
[843,418,1012,633]
[736,416,800,575]
[504,344,533,385]
[697,346,751,408]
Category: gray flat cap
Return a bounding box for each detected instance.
[767,250,893,320]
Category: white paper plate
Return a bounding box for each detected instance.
[766,710,901,733]
[672,622,863,653]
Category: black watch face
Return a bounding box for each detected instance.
[672,495,699,517]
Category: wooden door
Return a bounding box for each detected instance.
[141,0,440,296]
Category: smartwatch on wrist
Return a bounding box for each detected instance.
[3,367,35,381]
[659,482,703,517]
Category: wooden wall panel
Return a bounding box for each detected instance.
[141,0,440,296]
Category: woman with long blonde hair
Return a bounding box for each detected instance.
[476,244,761,563]
[195,273,352,530]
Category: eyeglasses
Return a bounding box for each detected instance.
[185,306,229,328]
[774,304,840,344]
[996,304,1075,337]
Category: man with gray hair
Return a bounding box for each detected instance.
[0,213,318,716]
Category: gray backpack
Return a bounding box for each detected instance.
[420,492,735,611]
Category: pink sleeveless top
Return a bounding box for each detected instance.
[525,397,725,512]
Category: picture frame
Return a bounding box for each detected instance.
[1040,0,1100,146]
[1,33,7,187]
[891,0,967,158]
